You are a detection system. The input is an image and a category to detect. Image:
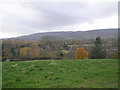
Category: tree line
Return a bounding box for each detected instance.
[2,36,118,61]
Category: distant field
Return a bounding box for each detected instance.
[2,59,118,88]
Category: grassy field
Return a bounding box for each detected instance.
[2,59,118,88]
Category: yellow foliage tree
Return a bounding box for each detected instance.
[112,49,118,59]
[75,47,88,59]
[20,47,30,56]
[29,42,40,58]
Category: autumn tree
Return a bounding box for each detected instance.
[20,47,30,56]
[2,44,7,60]
[39,36,62,59]
[29,42,40,59]
[75,47,88,59]
[112,49,118,59]
[2,40,14,60]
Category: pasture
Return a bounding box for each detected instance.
[2,59,118,88]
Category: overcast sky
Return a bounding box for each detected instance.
[0,0,118,38]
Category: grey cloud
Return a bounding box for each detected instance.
[2,2,117,35]
[22,2,117,29]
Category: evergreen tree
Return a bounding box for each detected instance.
[11,48,16,56]
[90,37,106,59]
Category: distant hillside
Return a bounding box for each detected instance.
[8,29,118,41]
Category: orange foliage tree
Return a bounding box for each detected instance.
[75,47,88,59]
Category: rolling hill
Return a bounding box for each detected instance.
[7,28,118,41]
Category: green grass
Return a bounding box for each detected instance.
[2,59,118,88]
